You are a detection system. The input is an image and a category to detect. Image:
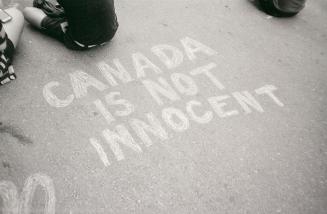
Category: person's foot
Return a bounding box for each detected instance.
[0,54,16,86]
[259,0,306,17]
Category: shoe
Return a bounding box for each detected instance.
[33,0,65,18]
[0,53,16,86]
[260,0,306,17]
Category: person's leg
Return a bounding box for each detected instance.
[23,6,84,50]
[23,7,66,43]
[23,6,87,50]
[3,7,24,48]
[23,7,47,29]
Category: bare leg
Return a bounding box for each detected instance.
[23,7,47,29]
[3,7,24,48]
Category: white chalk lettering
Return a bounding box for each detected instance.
[0,173,56,214]
[151,44,184,69]
[90,138,111,167]
[102,125,142,161]
[132,52,162,78]
[171,73,199,96]
[232,91,264,114]
[181,37,217,61]
[0,181,18,214]
[94,99,116,124]
[43,81,74,108]
[186,100,213,124]
[255,85,284,107]
[105,92,135,117]
[130,113,169,147]
[97,59,134,86]
[208,95,239,118]
[19,174,56,214]
[143,78,181,105]
[190,63,225,90]
[162,107,190,132]
[69,70,108,98]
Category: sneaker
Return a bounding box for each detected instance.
[260,0,306,17]
[0,53,16,86]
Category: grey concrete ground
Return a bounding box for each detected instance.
[1,0,327,213]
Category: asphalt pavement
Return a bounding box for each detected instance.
[1,0,327,213]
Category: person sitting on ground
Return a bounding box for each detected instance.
[23,0,119,50]
[260,0,307,17]
[0,7,24,86]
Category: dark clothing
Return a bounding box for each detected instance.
[39,0,118,50]
[0,23,15,62]
[0,22,16,85]
[33,0,65,18]
[41,16,85,50]
[41,16,66,42]
[0,37,16,85]
[57,0,118,46]
[273,0,306,13]
[41,16,112,50]
[3,36,15,62]
[260,0,306,17]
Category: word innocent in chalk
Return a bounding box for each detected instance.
[90,84,283,167]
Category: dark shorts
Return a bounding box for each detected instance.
[41,16,116,50]
[41,16,84,50]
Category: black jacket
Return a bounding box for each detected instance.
[58,0,118,45]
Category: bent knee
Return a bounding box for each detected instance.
[23,7,47,28]
[3,8,25,48]
[5,7,24,23]
[23,7,38,21]
[23,7,36,17]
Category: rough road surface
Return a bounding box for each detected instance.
[1,0,327,213]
